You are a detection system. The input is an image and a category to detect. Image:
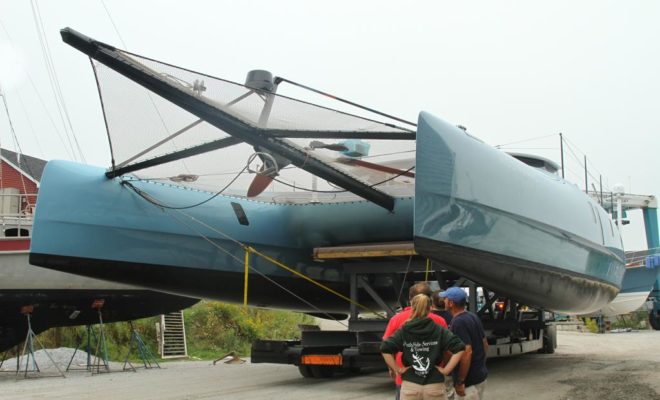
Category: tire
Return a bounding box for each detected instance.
[539,325,556,354]
[650,311,660,331]
[298,364,313,378]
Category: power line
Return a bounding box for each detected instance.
[494,133,557,149]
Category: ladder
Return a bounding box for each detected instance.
[159,311,188,359]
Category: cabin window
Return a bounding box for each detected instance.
[4,228,30,237]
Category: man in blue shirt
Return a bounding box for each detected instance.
[440,287,488,400]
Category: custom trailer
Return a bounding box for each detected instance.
[251,242,557,377]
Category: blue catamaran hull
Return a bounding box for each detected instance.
[413,112,624,313]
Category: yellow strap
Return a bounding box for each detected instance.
[249,247,385,318]
[425,258,430,282]
[243,248,250,307]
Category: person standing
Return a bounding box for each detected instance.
[381,293,465,400]
[440,287,488,400]
[384,282,448,399]
[431,291,453,326]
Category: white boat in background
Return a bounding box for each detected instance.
[589,250,659,317]
[0,148,198,352]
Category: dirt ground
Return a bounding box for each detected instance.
[1,330,659,399]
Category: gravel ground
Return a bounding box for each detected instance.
[0,330,659,399]
[1,347,128,376]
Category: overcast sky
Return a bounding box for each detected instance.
[0,0,658,250]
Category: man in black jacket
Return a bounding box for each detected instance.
[441,287,488,400]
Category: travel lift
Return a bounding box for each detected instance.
[586,190,660,330]
[251,242,556,378]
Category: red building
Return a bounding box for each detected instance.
[0,148,45,215]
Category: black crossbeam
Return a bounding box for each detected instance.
[267,129,415,140]
[106,137,242,178]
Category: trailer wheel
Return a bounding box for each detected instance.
[542,334,555,354]
[539,325,556,354]
[298,365,313,378]
[650,311,660,331]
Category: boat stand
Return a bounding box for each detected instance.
[122,321,160,371]
[90,301,111,374]
[16,307,65,379]
[65,325,95,372]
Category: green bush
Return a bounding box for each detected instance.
[611,310,649,330]
[184,301,314,358]
[34,301,314,361]
[585,318,599,333]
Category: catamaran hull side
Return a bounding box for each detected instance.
[29,160,411,312]
[29,252,361,312]
[415,237,618,313]
[414,112,625,314]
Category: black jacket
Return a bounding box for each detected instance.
[381,317,465,385]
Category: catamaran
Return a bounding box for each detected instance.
[28,28,625,316]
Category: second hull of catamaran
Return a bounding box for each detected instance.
[29,112,625,315]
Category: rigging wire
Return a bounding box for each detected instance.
[396,255,414,307]
[166,209,349,327]
[30,0,86,163]
[96,1,193,175]
[0,17,75,161]
[494,133,557,149]
[363,149,416,159]
[99,0,128,49]
[276,77,417,128]
[272,165,416,194]
[122,172,389,320]
[496,147,558,151]
[14,92,45,158]
[0,90,35,206]
[120,165,248,210]
[561,137,612,192]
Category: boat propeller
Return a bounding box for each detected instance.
[246,150,290,197]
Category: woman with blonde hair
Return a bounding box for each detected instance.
[381,294,465,400]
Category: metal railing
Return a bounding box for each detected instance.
[0,192,36,238]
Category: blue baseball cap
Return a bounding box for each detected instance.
[439,287,467,303]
